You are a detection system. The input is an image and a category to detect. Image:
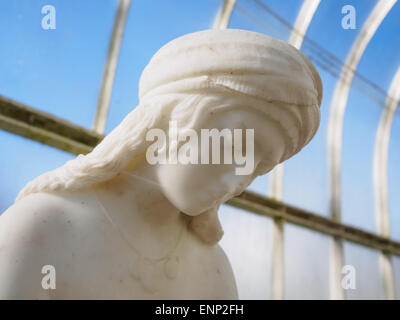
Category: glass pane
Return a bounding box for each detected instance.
[388,111,400,241]
[0,0,117,128]
[342,2,400,233]
[247,174,269,195]
[283,0,377,217]
[343,242,384,299]
[341,89,380,233]
[0,130,74,214]
[284,224,330,299]
[105,0,223,133]
[229,0,303,41]
[219,204,272,299]
[393,256,400,300]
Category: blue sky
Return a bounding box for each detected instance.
[1,0,399,299]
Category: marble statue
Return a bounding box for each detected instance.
[0,29,322,299]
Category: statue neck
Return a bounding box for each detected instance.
[93,160,187,260]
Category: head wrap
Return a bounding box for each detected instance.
[139,29,323,160]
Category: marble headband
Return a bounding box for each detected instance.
[139,29,323,161]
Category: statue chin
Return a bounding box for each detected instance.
[188,206,225,245]
[0,29,322,299]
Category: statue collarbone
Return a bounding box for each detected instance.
[92,177,187,294]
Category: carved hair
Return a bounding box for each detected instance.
[16,89,318,202]
[16,94,197,201]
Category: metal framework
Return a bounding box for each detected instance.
[374,67,400,239]
[213,0,237,30]
[326,0,397,299]
[92,0,131,134]
[289,0,322,51]
[0,0,399,300]
[0,95,101,155]
[373,67,400,300]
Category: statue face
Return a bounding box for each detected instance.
[154,108,286,216]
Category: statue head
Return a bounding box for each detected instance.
[16,29,322,241]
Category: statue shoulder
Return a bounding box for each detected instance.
[185,230,238,299]
[0,191,101,299]
[0,191,99,235]
[211,244,239,299]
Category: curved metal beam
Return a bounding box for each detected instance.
[374,67,400,238]
[289,0,322,49]
[327,0,396,221]
[93,0,132,134]
[326,0,396,300]
[213,0,237,29]
[373,67,400,300]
